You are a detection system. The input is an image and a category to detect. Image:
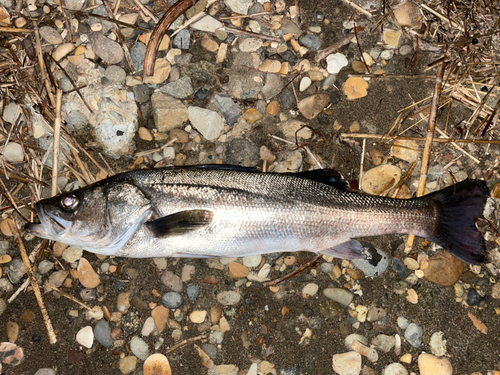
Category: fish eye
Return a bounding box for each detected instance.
[60,195,79,211]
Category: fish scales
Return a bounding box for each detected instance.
[26,166,489,264]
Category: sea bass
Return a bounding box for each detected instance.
[26,166,490,264]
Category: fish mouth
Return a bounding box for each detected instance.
[25,204,70,239]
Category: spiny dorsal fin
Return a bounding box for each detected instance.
[146,210,213,237]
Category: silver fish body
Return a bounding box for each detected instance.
[26,167,489,264]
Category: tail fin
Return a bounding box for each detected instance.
[424,180,489,264]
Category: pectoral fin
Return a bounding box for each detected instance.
[320,240,366,260]
[146,210,213,237]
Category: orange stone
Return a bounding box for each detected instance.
[152,305,170,332]
[422,251,463,287]
[228,261,250,279]
[343,77,369,100]
[242,108,263,123]
[266,100,279,116]
[77,258,100,288]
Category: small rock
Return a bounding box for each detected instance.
[161,270,183,292]
[399,45,412,55]
[117,292,130,313]
[266,100,279,116]
[76,326,94,348]
[372,334,395,353]
[262,73,284,101]
[141,317,156,337]
[213,95,242,126]
[429,331,447,356]
[345,334,368,349]
[130,336,149,360]
[225,0,252,14]
[151,92,188,132]
[143,59,171,84]
[352,242,389,277]
[332,352,362,375]
[94,319,113,347]
[77,258,100,288]
[34,369,57,375]
[422,252,463,286]
[361,165,401,195]
[393,258,409,279]
[326,53,348,74]
[188,107,225,141]
[467,288,484,306]
[8,259,26,284]
[0,342,23,365]
[38,260,54,274]
[3,142,24,163]
[104,65,126,83]
[394,2,422,29]
[187,285,200,301]
[344,77,369,100]
[228,262,249,278]
[380,50,394,60]
[418,353,452,375]
[404,323,423,348]
[383,363,408,375]
[62,246,83,263]
[6,322,19,343]
[243,255,262,268]
[143,353,171,375]
[202,37,219,52]
[172,29,191,49]
[242,108,263,124]
[239,38,263,52]
[152,305,169,332]
[299,34,322,51]
[302,283,319,297]
[45,270,68,289]
[39,26,62,44]
[190,310,207,323]
[191,14,223,33]
[383,30,401,48]
[90,33,123,64]
[297,93,330,119]
[323,288,353,306]
[138,127,153,141]
[299,77,312,92]
[391,139,421,163]
[160,76,194,99]
[119,356,137,375]
[162,292,184,309]
[217,291,241,306]
[52,43,74,61]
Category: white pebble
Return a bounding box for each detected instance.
[76,326,94,348]
[3,142,24,163]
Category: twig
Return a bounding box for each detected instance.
[8,220,57,344]
[8,278,29,303]
[387,160,417,198]
[71,10,151,32]
[127,0,158,23]
[46,284,93,311]
[405,61,446,254]
[134,137,177,157]
[263,254,323,287]
[358,138,366,191]
[218,26,281,42]
[144,0,201,76]
[348,74,436,79]
[219,12,270,20]
[434,127,480,164]
[0,27,33,32]
[339,133,500,144]
[33,22,55,107]
[419,4,464,32]
[165,334,207,354]
[170,11,206,37]
[315,34,353,62]
[51,89,62,197]
[340,0,372,18]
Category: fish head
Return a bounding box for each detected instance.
[26,181,153,255]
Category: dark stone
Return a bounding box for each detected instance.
[194,88,209,100]
[280,50,298,64]
[392,258,409,279]
[225,138,260,166]
[467,288,484,306]
[280,89,295,110]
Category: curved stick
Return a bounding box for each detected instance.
[143,0,201,77]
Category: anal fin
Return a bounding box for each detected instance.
[320,240,366,260]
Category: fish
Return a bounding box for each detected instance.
[25,166,490,264]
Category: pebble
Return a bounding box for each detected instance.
[77,258,100,288]
[38,260,54,274]
[62,246,83,263]
[138,127,153,141]
[0,342,23,365]
[9,259,27,283]
[217,291,241,306]
[34,369,57,375]
[187,285,200,301]
[418,353,452,375]
[0,298,6,316]
[52,43,75,61]
[44,270,67,290]
[143,353,171,375]
[429,331,447,356]
[152,305,169,332]
[345,334,368,349]
[162,292,184,309]
[299,34,322,51]
[326,53,348,74]
[266,100,280,116]
[142,317,156,337]
[391,139,421,163]
[297,93,330,119]
[393,1,422,28]
[104,65,126,83]
[94,319,113,347]
[201,37,219,52]
[209,331,224,345]
[76,326,94,348]
[384,30,401,48]
[393,258,409,279]
[151,93,188,132]
[492,283,500,299]
[6,321,19,342]
[343,77,369,100]
[0,254,11,264]
[380,49,394,60]
[130,42,146,72]
[299,77,312,92]
[191,14,223,33]
[239,38,263,52]
[242,255,262,268]
[228,261,250,279]
[399,45,412,55]
[404,323,423,348]
[372,334,395,353]
[161,270,183,292]
[116,292,130,313]
[119,356,137,375]
[352,242,389,277]
[331,352,362,375]
[383,363,408,375]
[143,59,171,84]
[422,252,463,286]
[173,29,191,49]
[130,336,149,360]
[188,106,225,141]
[90,33,124,64]
[302,283,319,297]
[202,343,218,359]
[160,76,194,99]
[213,95,242,126]
[323,288,353,306]
[190,310,207,323]
[3,142,24,163]
[39,26,63,45]
[467,288,484,306]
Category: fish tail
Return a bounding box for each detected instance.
[423,179,489,264]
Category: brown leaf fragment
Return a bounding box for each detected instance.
[468,312,488,334]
